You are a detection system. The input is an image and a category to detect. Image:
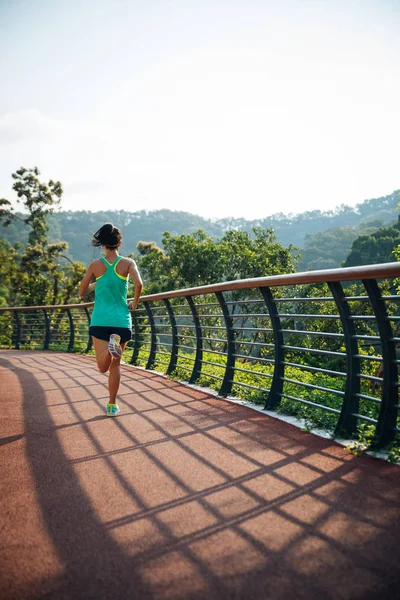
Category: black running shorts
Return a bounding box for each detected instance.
[89,326,132,343]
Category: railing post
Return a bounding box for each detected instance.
[66,309,75,352]
[130,310,141,365]
[187,296,203,384]
[12,311,21,350]
[260,287,284,410]
[215,291,235,397]
[363,279,398,448]
[42,309,50,350]
[84,307,92,353]
[144,301,157,370]
[164,299,178,374]
[328,282,360,436]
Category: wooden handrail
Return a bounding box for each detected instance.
[0,262,399,312]
[141,262,400,302]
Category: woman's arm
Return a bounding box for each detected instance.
[78,264,96,298]
[128,259,143,311]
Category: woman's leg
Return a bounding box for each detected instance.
[92,336,112,373]
[108,342,127,404]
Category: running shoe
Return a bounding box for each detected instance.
[108,333,122,359]
[106,403,120,417]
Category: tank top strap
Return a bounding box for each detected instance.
[100,256,110,268]
[100,256,123,268]
[113,256,127,280]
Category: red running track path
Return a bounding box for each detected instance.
[1,349,400,600]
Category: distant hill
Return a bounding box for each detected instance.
[228,190,399,252]
[0,190,398,269]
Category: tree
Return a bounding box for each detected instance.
[0,240,19,307]
[343,217,400,268]
[135,227,297,294]
[297,224,384,271]
[1,166,62,240]
[0,167,85,306]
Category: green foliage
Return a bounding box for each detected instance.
[346,424,376,456]
[0,240,19,306]
[343,216,400,268]
[135,227,297,294]
[298,222,385,271]
[391,198,400,294]
[0,167,86,307]
[386,443,400,464]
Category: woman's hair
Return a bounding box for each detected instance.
[91,223,122,249]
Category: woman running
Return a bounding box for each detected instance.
[79,223,143,416]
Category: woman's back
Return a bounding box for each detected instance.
[90,256,131,328]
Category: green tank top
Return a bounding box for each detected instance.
[90,256,132,329]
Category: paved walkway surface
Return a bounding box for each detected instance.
[1,350,400,600]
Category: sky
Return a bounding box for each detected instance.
[0,0,399,220]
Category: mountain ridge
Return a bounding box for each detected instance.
[1,189,398,268]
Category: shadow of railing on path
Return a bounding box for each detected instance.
[1,350,400,599]
[0,354,154,600]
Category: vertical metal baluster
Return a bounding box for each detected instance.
[12,311,21,350]
[187,296,203,384]
[130,310,141,365]
[144,301,157,370]
[164,299,178,374]
[260,287,284,410]
[84,307,93,353]
[363,279,398,448]
[66,309,75,352]
[328,281,360,436]
[215,291,235,397]
[42,309,50,350]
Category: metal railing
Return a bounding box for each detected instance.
[1,262,400,448]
